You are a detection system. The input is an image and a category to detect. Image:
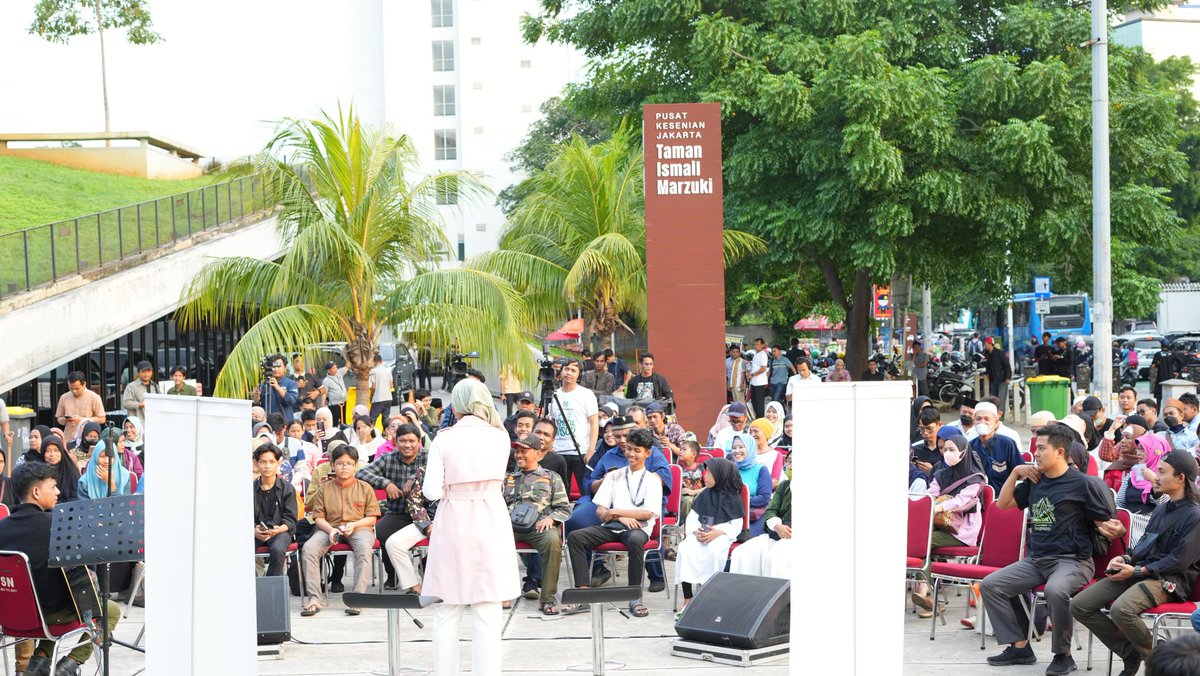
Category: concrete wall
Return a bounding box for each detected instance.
[0,217,283,393]
[0,145,203,179]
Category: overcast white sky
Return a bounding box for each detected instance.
[0,1,387,158]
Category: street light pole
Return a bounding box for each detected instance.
[1091,0,1113,400]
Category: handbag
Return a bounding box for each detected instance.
[933,473,987,534]
[509,503,540,534]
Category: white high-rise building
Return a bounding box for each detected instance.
[1114,2,1200,102]
[377,0,584,258]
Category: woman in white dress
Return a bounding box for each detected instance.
[674,458,746,613]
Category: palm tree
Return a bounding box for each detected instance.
[471,127,764,348]
[178,107,530,398]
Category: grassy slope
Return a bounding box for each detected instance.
[0,155,213,233]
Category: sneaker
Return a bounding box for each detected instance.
[1116,654,1142,676]
[53,658,80,676]
[522,579,540,600]
[1045,654,1077,675]
[329,579,345,594]
[589,569,612,586]
[961,615,976,630]
[986,645,1037,667]
[648,578,666,593]
[25,655,51,676]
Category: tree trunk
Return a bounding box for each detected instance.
[345,320,377,412]
[844,269,874,381]
[94,0,111,147]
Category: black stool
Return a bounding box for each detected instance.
[562,585,642,675]
[343,593,442,675]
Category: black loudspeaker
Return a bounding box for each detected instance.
[674,573,789,649]
[256,575,291,645]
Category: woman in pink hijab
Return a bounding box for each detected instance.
[422,379,518,675]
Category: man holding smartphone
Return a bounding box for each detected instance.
[1071,450,1200,676]
[55,371,106,443]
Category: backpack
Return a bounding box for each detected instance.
[1089,477,1121,559]
[1127,349,1139,368]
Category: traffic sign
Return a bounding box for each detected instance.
[1034,276,1051,299]
[1035,299,1050,315]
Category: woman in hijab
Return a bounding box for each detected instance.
[706,404,732,448]
[40,434,80,503]
[674,458,746,613]
[724,432,772,535]
[124,416,145,461]
[78,437,133,499]
[763,402,786,445]
[422,379,518,676]
[1122,432,1172,515]
[18,425,53,467]
[777,418,793,449]
[731,452,793,580]
[748,418,782,486]
[911,396,933,443]
[911,433,987,616]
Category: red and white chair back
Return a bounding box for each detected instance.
[0,551,94,670]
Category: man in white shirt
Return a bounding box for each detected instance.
[547,360,599,501]
[565,428,663,618]
[785,360,823,408]
[748,337,770,418]
[368,353,394,427]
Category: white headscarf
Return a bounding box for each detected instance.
[451,379,503,429]
[764,402,786,446]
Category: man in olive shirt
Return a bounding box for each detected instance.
[505,434,571,612]
[121,360,159,420]
[165,366,198,396]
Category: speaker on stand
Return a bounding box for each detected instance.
[671,573,790,667]
[256,576,291,659]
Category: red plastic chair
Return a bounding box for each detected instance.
[930,484,994,561]
[320,538,384,596]
[696,453,714,465]
[1020,451,1034,464]
[0,504,8,520]
[907,496,934,586]
[769,453,785,483]
[580,515,671,605]
[0,551,97,673]
[928,504,1028,643]
[660,465,684,548]
[704,448,726,459]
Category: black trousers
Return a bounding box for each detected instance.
[258,532,294,577]
[415,368,430,390]
[561,454,586,500]
[568,525,648,589]
[749,385,767,418]
[369,400,392,427]
[375,511,414,582]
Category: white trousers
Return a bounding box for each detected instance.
[432,601,502,676]
[728,534,792,579]
[384,523,428,590]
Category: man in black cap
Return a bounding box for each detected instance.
[1081,395,1115,438]
[121,359,159,421]
[503,391,540,436]
[1072,450,1200,676]
[505,433,571,611]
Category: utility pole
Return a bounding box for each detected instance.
[921,286,933,348]
[1091,0,1113,399]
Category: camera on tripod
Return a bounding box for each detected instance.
[261,355,276,380]
[445,350,479,391]
[537,350,557,384]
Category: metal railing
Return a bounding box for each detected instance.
[0,173,274,298]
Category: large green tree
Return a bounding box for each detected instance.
[471,128,763,348]
[179,107,530,397]
[524,0,1192,375]
[30,0,162,142]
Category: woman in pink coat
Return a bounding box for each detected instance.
[422,378,518,675]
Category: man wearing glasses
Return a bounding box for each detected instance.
[1136,398,1170,433]
[254,353,300,422]
[712,402,751,449]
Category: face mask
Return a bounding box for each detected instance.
[976,422,993,437]
[959,415,973,427]
[1166,415,1180,428]
[785,467,792,481]
[942,449,963,467]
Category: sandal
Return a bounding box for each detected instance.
[628,601,649,618]
[301,601,322,617]
[560,603,589,616]
[345,607,362,616]
[910,592,933,611]
[540,602,560,616]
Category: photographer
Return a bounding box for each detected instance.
[254,354,299,422]
[546,360,598,498]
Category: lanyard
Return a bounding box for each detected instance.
[625,468,647,508]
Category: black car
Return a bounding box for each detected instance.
[1169,335,1200,368]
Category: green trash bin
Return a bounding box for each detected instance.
[1026,376,1071,420]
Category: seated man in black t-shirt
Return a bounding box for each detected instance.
[624,352,672,402]
[0,462,121,676]
[980,423,1122,675]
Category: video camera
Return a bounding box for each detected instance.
[537,347,557,384]
[260,355,276,381]
[445,350,479,392]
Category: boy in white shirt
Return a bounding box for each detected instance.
[565,428,663,617]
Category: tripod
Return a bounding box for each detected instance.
[49,495,146,676]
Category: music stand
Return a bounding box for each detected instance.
[49,495,146,676]
[562,585,642,675]
[342,593,441,675]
